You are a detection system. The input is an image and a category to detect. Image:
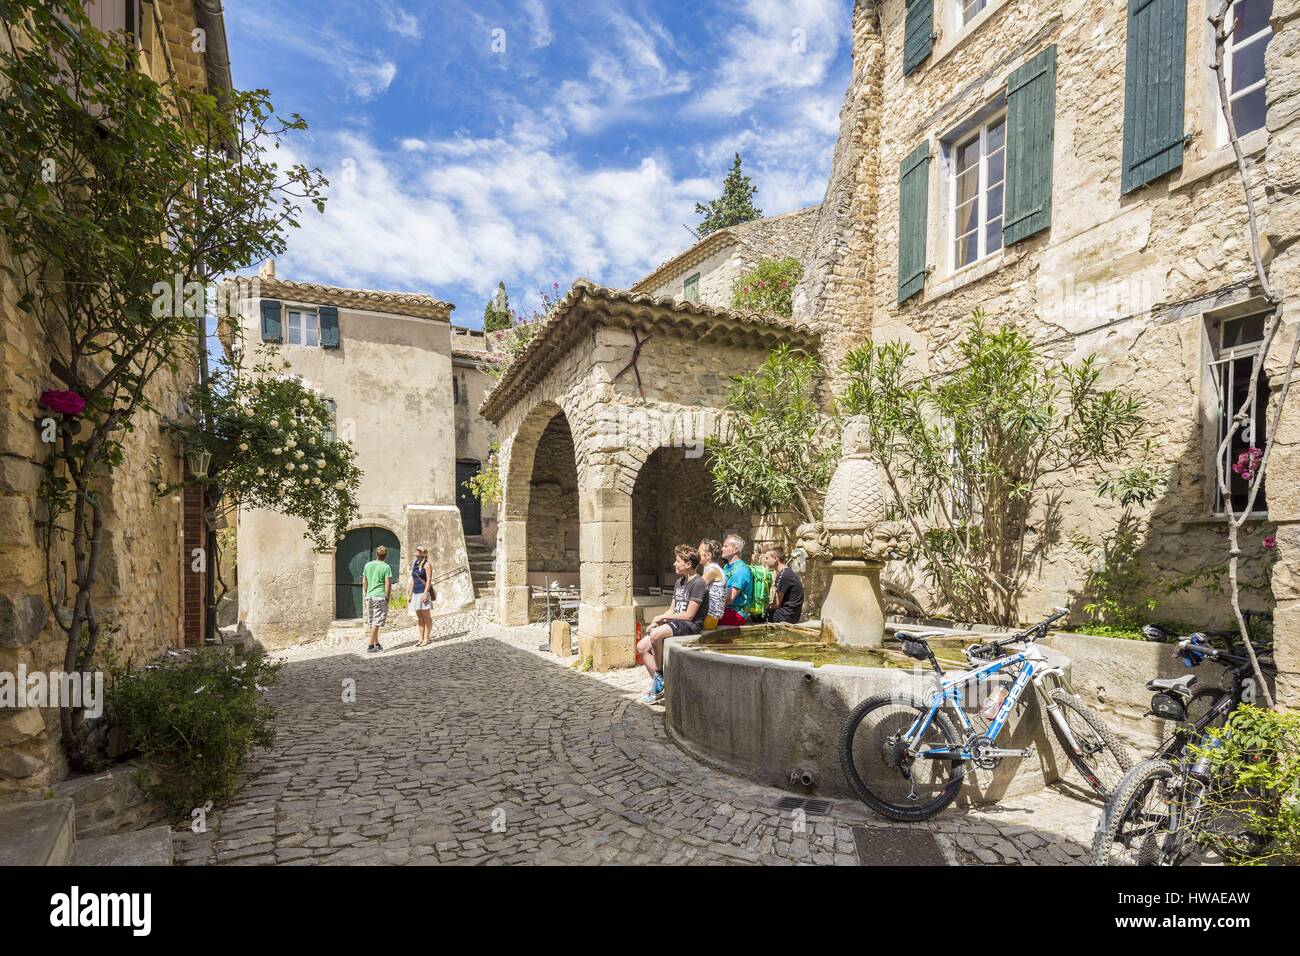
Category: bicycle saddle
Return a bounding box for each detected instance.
[1146,674,1197,696]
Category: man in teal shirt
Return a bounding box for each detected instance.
[719,533,754,626]
[363,545,393,653]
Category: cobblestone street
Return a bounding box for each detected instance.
[173,623,1103,866]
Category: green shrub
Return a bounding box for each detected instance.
[107,651,282,818]
[731,257,803,317]
[1193,706,1300,865]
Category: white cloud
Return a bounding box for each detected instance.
[274,132,715,313]
[522,0,555,48]
[691,0,848,118]
[552,9,691,133]
[378,2,422,40]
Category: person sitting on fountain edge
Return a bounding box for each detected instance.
[637,544,707,704]
[762,546,804,624]
[718,533,754,626]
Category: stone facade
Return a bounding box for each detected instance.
[796,0,1300,700]
[0,1,231,791]
[633,206,821,309]
[450,326,500,546]
[484,281,821,669]
[229,266,474,648]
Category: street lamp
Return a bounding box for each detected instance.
[186,446,212,479]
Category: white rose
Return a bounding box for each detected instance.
[256,467,265,476]
[285,437,296,448]
[334,481,346,490]
[238,443,249,452]
[300,397,310,407]
[272,447,281,455]
[295,450,304,459]
[312,477,321,486]
[317,459,326,468]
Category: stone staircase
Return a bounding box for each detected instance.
[466,537,496,599]
[0,796,173,866]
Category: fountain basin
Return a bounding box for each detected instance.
[663,623,1078,805]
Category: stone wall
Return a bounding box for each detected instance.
[526,415,579,574]
[796,0,1295,682]
[0,0,219,791]
[631,449,753,585]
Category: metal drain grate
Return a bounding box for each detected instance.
[775,796,834,816]
[851,826,948,866]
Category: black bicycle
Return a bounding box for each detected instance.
[1091,626,1276,866]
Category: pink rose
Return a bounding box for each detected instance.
[1264,536,1277,550]
[39,389,85,416]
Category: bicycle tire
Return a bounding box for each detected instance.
[839,692,965,822]
[1091,758,1182,866]
[1046,688,1134,798]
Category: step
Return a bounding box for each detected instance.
[0,798,76,866]
[70,824,174,866]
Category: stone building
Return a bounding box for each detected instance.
[795,0,1300,702]
[450,326,501,551]
[227,264,479,649]
[633,206,820,308]
[481,281,820,669]
[0,1,233,789]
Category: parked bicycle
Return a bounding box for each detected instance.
[840,607,1134,822]
[1091,625,1276,866]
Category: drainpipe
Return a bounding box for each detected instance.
[192,0,233,109]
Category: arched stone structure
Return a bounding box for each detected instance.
[483,281,822,669]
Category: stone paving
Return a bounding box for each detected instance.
[173,622,1101,866]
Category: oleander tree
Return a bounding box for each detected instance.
[731,257,803,318]
[0,0,326,765]
[838,316,1149,627]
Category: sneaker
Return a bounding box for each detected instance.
[652,672,665,698]
[366,645,377,654]
[373,643,384,652]
[639,684,658,704]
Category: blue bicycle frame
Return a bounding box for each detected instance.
[903,648,1040,762]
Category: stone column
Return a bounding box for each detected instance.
[578,486,635,670]
[496,516,530,626]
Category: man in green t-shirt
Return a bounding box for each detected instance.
[363,545,393,653]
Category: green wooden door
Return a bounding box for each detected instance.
[335,527,401,619]
[456,460,483,536]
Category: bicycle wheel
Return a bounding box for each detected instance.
[1046,688,1134,798]
[1091,759,1191,866]
[839,692,965,822]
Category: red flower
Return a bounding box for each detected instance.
[1264,536,1277,550]
[39,389,85,416]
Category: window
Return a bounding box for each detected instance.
[952,114,1006,269]
[959,0,989,26]
[286,307,320,347]
[683,273,701,303]
[1221,0,1274,141]
[1210,314,1269,513]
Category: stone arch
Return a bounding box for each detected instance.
[497,400,581,625]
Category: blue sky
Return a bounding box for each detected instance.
[223,0,852,326]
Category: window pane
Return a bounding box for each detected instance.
[986,182,1004,220]
[305,317,319,348]
[987,147,1005,187]
[955,196,979,238]
[986,119,1006,155]
[1231,85,1268,135]
[986,216,1004,254]
[956,231,979,267]
[1222,314,1266,349]
[957,137,980,173]
[963,0,988,24]
[1231,33,1270,94]
[1233,0,1273,42]
[288,312,302,344]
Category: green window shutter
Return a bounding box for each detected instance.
[903,0,934,77]
[898,140,931,304]
[1121,0,1187,194]
[1004,45,1057,246]
[684,273,700,303]
[259,298,282,343]
[319,305,341,348]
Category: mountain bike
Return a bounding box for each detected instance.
[1091,627,1276,866]
[840,607,1134,822]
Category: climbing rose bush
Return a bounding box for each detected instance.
[167,356,362,549]
[731,257,803,317]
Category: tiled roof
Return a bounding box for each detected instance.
[235,276,454,320]
[479,279,821,423]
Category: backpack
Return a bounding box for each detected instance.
[747,565,773,619]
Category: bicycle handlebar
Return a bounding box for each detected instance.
[967,606,1069,660]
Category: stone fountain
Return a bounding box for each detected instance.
[796,417,908,648]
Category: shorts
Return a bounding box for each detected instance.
[719,609,748,626]
[366,597,388,626]
[664,619,702,637]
